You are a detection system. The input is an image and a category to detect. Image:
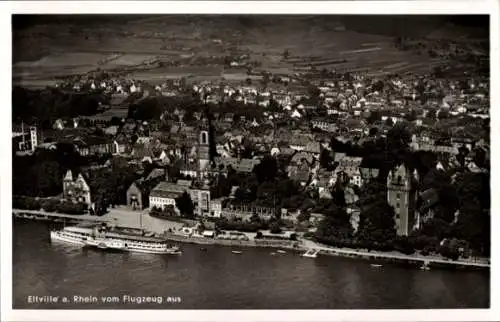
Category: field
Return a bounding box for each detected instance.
[12,15,485,86]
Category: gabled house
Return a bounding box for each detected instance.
[63,170,92,206]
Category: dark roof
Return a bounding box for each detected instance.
[150,190,183,199]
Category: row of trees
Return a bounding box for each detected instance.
[12,143,85,198]
[13,86,108,124]
[13,196,87,215]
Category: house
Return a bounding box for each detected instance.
[349,167,363,187]
[359,166,380,182]
[213,157,261,174]
[73,136,114,156]
[311,118,337,133]
[210,198,227,218]
[344,184,359,205]
[291,152,314,167]
[303,142,321,157]
[149,182,187,211]
[113,135,131,155]
[146,168,166,181]
[189,184,211,216]
[63,170,92,206]
[126,181,146,210]
[104,126,119,136]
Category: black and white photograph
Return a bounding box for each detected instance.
[1,1,498,321]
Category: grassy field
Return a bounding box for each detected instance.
[12,15,487,86]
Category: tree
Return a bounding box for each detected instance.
[367,111,381,124]
[319,149,334,170]
[393,236,415,255]
[175,191,195,218]
[372,80,385,92]
[450,172,490,255]
[297,212,311,222]
[404,110,417,122]
[439,238,460,260]
[269,221,282,234]
[437,110,449,120]
[387,122,412,152]
[253,156,278,183]
[315,204,353,246]
[356,200,397,249]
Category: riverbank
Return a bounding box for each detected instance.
[163,232,489,270]
[12,209,490,270]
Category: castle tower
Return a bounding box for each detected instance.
[387,164,417,236]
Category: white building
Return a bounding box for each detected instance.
[149,182,187,211]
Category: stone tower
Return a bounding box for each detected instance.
[386,164,418,236]
[197,107,215,178]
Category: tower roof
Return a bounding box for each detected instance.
[64,170,73,181]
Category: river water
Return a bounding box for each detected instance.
[13,219,489,309]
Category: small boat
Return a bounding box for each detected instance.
[200,247,208,252]
[277,250,287,254]
[270,252,277,256]
[231,251,243,255]
[370,264,383,268]
[302,249,320,258]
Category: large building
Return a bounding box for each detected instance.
[189,181,211,217]
[12,123,38,153]
[386,164,418,236]
[149,182,187,211]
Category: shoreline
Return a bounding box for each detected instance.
[162,232,490,271]
[12,209,490,271]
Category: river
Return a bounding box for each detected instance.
[13,219,490,309]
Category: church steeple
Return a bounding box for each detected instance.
[197,100,217,178]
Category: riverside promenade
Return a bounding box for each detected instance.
[13,208,490,269]
[300,239,490,269]
[13,208,185,233]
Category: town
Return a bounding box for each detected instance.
[12,20,490,265]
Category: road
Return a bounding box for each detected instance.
[13,208,185,234]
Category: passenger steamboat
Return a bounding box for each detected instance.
[50,225,182,255]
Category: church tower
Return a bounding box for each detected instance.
[197,106,216,178]
[386,164,418,236]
